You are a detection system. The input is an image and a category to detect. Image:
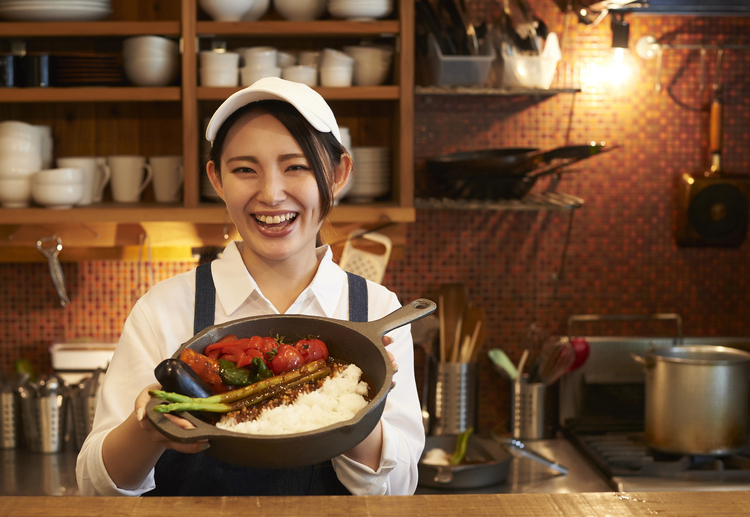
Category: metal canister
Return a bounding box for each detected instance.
[21,394,68,453]
[430,362,478,435]
[1,389,21,449]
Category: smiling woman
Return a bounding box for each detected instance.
[76,77,425,498]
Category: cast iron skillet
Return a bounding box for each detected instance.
[418,435,512,489]
[146,298,436,469]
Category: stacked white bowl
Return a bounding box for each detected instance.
[328,0,393,20]
[319,48,355,87]
[273,0,326,21]
[200,50,240,87]
[31,167,84,209]
[123,35,179,87]
[241,0,270,20]
[343,44,394,86]
[0,120,43,208]
[199,0,255,21]
[346,146,390,202]
[239,46,280,86]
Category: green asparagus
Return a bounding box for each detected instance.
[151,367,331,414]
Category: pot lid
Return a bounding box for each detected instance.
[648,345,750,365]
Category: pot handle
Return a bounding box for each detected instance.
[365,298,437,338]
[631,352,655,368]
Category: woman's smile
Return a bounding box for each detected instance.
[253,211,299,235]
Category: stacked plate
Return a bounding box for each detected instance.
[346,146,390,203]
[51,53,123,86]
[0,0,112,21]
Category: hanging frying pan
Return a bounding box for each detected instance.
[676,50,750,247]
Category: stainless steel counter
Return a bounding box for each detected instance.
[416,436,611,494]
[1,436,609,497]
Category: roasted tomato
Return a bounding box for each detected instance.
[236,348,266,369]
[294,338,329,363]
[269,344,305,375]
[179,348,228,394]
[258,336,280,362]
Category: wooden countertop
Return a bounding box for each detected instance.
[3,492,750,517]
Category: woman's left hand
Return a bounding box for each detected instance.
[382,335,398,374]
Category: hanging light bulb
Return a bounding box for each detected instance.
[607,14,638,87]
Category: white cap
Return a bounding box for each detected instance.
[205,77,341,145]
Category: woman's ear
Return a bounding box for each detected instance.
[206,160,226,202]
[332,153,353,201]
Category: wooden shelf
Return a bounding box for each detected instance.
[196,20,400,37]
[0,87,181,103]
[0,21,180,37]
[0,204,415,224]
[415,86,581,96]
[198,86,400,101]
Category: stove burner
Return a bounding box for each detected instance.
[569,429,750,480]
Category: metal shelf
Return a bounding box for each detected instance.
[414,192,584,211]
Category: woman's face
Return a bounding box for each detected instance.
[207,110,324,265]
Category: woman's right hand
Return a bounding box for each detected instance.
[134,383,210,454]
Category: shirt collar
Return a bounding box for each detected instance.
[212,241,260,316]
[211,241,347,318]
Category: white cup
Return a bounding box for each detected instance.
[298,50,321,68]
[241,47,277,69]
[108,155,153,203]
[149,155,184,203]
[33,125,54,169]
[57,156,111,205]
[282,65,317,86]
[240,65,281,86]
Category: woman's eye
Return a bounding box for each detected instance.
[287,164,311,172]
[232,166,256,174]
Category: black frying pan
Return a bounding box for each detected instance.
[418,435,512,489]
[425,144,620,199]
[146,298,436,469]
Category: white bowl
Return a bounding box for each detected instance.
[320,65,353,87]
[281,65,317,86]
[33,167,84,185]
[31,182,84,209]
[240,47,277,69]
[0,134,41,156]
[199,0,255,21]
[298,50,321,68]
[200,67,239,87]
[124,56,177,86]
[0,120,38,141]
[242,0,270,20]
[0,154,42,177]
[273,0,326,21]
[240,65,281,86]
[0,177,31,207]
[123,35,178,60]
[320,48,355,67]
[329,0,393,20]
[276,51,296,68]
[199,51,240,69]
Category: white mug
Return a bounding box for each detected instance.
[108,155,153,203]
[57,156,111,205]
[149,155,183,203]
[93,157,109,202]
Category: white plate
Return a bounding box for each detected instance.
[0,3,111,20]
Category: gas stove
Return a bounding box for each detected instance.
[558,325,750,492]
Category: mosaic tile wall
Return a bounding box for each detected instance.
[2,1,750,433]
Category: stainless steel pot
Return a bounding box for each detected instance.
[632,345,750,455]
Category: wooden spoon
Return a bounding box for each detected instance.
[437,283,467,363]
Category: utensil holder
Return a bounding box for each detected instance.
[70,387,97,451]
[1,391,21,449]
[431,362,478,435]
[510,379,552,440]
[21,394,68,453]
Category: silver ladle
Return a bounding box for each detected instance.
[36,235,70,307]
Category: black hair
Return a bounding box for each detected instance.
[207,99,346,222]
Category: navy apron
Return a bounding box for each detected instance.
[144,264,368,496]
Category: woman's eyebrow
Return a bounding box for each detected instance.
[226,155,259,164]
[226,153,306,163]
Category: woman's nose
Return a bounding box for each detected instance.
[257,172,286,205]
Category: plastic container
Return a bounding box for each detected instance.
[426,34,496,87]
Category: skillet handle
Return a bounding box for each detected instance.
[145,397,212,443]
[369,298,437,338]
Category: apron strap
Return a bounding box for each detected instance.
[193,262,216,335]
[346,272,368,323]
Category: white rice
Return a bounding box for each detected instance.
[216,363,369,435]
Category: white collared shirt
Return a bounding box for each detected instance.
[76,241,425,496]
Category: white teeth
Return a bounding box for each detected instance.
[256,212,296,224]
